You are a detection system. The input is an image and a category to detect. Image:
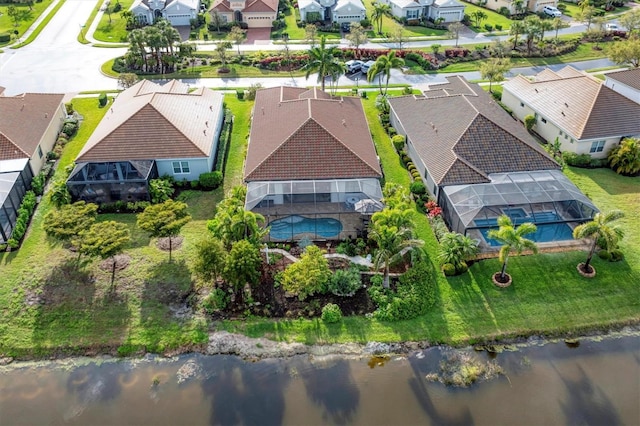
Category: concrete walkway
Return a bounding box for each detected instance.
[262,248,374,267]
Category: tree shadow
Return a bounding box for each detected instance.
[299,358,360,425]
[555,363,622,425]
[568,167,640,195]
[201,356,290,426]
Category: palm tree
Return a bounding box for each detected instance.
[487,215,538,283]
[371,2,391,35]
[127,28,148,71]
[367,50,405,95]
[573,210,625,274]
[438,232,479,274]
[608,138,640,176]
[156,19,180,56]
[370,224,424,288]
[510,20,526,50]
[371,206,414,230]
[513,0,525,17]
[303,36,342,91]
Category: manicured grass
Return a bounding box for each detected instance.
[460,1,513,31]
[272,6,341,41]
[10,0,65,48]
[223,95,253,192]
[0,0,55,47]
[362,0,447,38]
[92,0,134,43]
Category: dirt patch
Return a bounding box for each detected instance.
[156,236,183,252]
[99,254,131,272]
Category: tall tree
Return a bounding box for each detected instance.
[78,221,131,284]
[609,38,640,68]
[389,23,408,49]
[608,138,640,175]
[210,11,225,34]
[127,28,148,71]
[227,26,246,55]
[487,215,538,282]
[479,58,510,93]
[280,245,331,300]
[137,199,192,261]
[577,6,597,31]
[118,73,139,89]
[573,210,625,275]
[551,16,570,41]
[305,23,318,46]
[223,240,262,303]
[367,50,405,95]
[510,20,526,50]
[345,22,368,52]
[193,236,227,284]
[448,21,465,47]
[43,201,98,245]
[619,8,640,35]
[303,36,343,91]
[470,10,488,28]
[215,41,233,70]
[369,224,424,288]
[371,1,391,35]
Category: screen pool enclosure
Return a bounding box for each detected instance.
[439,170,598,244]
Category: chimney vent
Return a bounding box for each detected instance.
[342,119,346,126]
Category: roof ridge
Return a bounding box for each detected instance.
[576,83,605,138]
[0,131,30,158]
[149,97,208,156]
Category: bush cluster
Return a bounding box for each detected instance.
[327,267,362,297]
[98,200,151,213]
[199,171,223,189]
[7,191,38,249]
[367,261,437,321]
[321,303,343,323]
[562,152,607,168]
[202,288,230,314]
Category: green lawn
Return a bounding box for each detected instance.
[272,6,341,41]
[362,0,447,38]
[92,0,134,43]
[0,0,56,46]
[460,1,513,32]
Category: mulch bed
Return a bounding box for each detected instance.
[157,236,183,252]
[99,254,131,272]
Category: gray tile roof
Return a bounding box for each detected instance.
[77,80,224,162]
[0,93,65,160]
[244,86,382,181]
[503,66,640,139]
[389,76,559,186]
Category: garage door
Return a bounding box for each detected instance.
[166,14,192,26]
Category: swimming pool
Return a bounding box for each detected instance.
[269,215,343,240]
[475,212,574,246]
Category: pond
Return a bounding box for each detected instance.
[1,333,638,425]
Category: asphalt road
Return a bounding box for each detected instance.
[0,0,618,96]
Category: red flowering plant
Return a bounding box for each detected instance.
[428,206,442,218]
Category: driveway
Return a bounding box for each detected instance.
[245,28,271,44]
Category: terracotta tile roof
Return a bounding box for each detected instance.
[389,76,559,186]
[245,86,382,181]
[212,0,277,12]
[605,68,640,90]
[0,93,65,160]
[503,66,640,140]
[211,0,232,12]
[77,80,224,162]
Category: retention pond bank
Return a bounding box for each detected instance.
[1,331,639,425]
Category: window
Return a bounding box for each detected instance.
[589,140,606,153]
[541,118,547,124]
[520,102,524,107]
[172,161,190,174]
[406,9,419,19]
[559,130,563,136]
[37,146,43,159]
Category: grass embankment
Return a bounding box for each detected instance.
[92,0,134,43]
[0,0,55,47]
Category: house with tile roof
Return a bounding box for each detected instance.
[244,86,383,241]
[482,0,557,15]
[210,0,278,28]
[298,0,365,24]
[67,80,224,204]
[389,76,597,246]
[604,68,640,104]
[502,66,640,159]
[0,92,66,244]
[379,0,464,23]
[131,0,201,26]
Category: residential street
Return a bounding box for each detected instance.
[0,0,620,95]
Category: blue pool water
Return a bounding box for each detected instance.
[269,215,343,240]
[475,212,574,246]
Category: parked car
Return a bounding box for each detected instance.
[345,60,363,74]
[543,5,562,17]
[361,60,376,75]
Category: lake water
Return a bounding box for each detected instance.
[1,333,638,425]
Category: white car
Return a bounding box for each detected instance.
[543,5,562,17]
[361,60,376,74]
[605,23,620,31]
[345,60,363,74]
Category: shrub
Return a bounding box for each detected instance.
[321,303,343,323]
[442,263,456,276]
[367,261,437,321]
[598,249,611,260]
[280,245,331,300]
[236,90,244,100]
[484,24,493,32]
[609,249,624,262]
[199,171,223,189]
[0,33,11,43]
[387,127,397,137]
[62,121,78,137]
[495,24,503,31]
[562,152,593,168]
[202,288,230,313]
[391,135,405,152]
[98,93,108,107]
[410,180,426,196]
[524,114,536,131]
[328,267,362,297]
[456,261,468,274]
[31,173,46,196]
[149,178,174,203]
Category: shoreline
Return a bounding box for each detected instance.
[2,321,639,366]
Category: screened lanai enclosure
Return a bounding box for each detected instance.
[0,159,33,244]
[439,170,598,248]
[245,178,384,241]
[67,161,158,204]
